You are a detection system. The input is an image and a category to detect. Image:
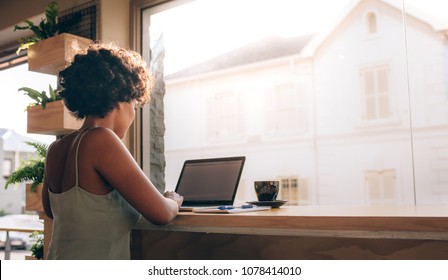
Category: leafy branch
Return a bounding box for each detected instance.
[4,141,48,192]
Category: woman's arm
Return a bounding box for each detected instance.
[86,128,182,225]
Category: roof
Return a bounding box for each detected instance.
[0,128,43,153]
[165,34,314,80]
[302,0,448,57]
[166,0,447,80]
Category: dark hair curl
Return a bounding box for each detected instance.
[58,42,153,119]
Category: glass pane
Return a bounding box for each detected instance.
[142,0,447,206]
[364,71,375,96]
[365,96,376,120]
[404,0,448,204]
[377,68,389,93]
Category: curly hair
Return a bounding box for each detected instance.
[58,42,153,119]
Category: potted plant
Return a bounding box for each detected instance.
[19,84,61,109]
[4,141,47,212]
[27,231,44,260]
[14,1,92,75]
[19,85,82,135]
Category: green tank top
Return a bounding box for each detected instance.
[46,129,141,260]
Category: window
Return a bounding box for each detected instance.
[2,159,12,178]
[266,83,308,135]
[137,0,448,206]
[366,12,378,35]
[360,65,392,121]
[365,170,396,205]
[206,91,245,141]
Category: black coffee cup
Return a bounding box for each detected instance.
[254,181,279,201]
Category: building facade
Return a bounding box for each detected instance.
[160,0,448,205]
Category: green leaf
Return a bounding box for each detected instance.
[24,141,48,159]
[45,1,59,35]
[14,20,36,31]
[49,84,56,100]
[18,87,43,104]
[37,21,49,39]
[18,85,59,108]
[4,161,45,190]
[29,231,44,260]
[15,42,36,55]
[4,141,47,191]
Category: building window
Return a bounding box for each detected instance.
[266,83,307,135]
[206,91,245,141]
[366,12,378,35]
[360,65,392,121]
[365,169,396,204]
[3,159,12,178]
[280,177,309,205]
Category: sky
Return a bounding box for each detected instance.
[150,0,448,75]
[0,64,56,143]
[0,0,446,144]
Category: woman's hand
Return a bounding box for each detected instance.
[164,191,184,208]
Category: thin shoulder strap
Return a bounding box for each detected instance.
[74,128,94,186]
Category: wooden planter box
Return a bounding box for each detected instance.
[27,100,83,135]
[28,33,92,75]
[25,184,43,212]
[25,186,50,260]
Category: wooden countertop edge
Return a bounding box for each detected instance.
[133,206,448,240]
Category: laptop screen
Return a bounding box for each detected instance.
[175,156,245,206]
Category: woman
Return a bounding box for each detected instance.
[42,42,183,260]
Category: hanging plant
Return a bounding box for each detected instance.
[14,2,59,54]
[14,1,81,54]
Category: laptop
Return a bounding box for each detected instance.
[174,156,246,211]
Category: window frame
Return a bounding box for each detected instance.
[359,64,397,124]
[130,0,448,217]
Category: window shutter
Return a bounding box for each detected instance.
[366,171,381,201]
[382,170,396,201]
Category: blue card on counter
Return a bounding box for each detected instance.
[193,205,271,214]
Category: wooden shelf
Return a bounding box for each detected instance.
[28,33,92,75]
[27,100,83,135]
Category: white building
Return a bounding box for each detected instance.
[0,129,41,214]
[163,0,448,205]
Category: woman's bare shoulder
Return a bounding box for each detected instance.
[82,127,122,145]
[81,127,129,156]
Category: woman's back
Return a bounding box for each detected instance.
[45,128,140,260]
[46,186,140,259]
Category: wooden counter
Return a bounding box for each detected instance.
[131,206,448,260]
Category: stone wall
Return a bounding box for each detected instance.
[149,34,166,192]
